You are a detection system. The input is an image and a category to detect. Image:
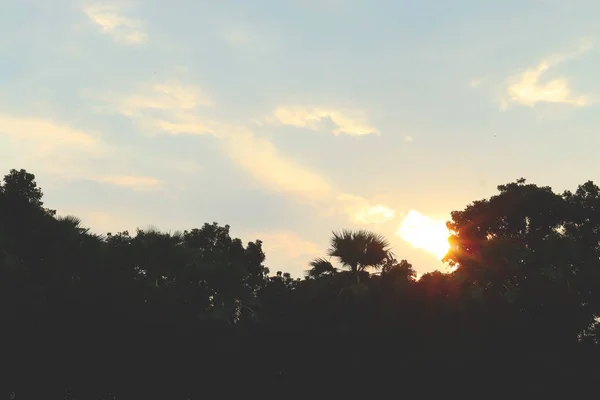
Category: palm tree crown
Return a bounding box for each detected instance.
[306,257,337,279]
[327,230,392,274]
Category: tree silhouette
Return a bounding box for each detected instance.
[306,257,337,278]
[1,169,600,397]
[326,229,392,282]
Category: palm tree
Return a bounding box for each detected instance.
[56,215,94,236]
[306,257,337,279]
[326,230,392,283]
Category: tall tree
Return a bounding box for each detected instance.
[326,230,392,282]
[446,178,595,346]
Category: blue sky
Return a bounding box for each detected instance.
[1,0,600,276]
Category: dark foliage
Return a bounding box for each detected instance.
[2,169,600,398]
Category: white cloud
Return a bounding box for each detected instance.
[99,82,331,200]
[504,41,593,108]
[151,115,214,136]
[119,81,213,113]
[91,81,392,222]
[90,80,214,136]
[91,175,164,191]
[0,114,101,153]
[337,194,396,224]
[0,110,206,196]
[0,115,109,184]
[265,106,378,136]
[222,126,334,201]
[404,135,414,142]
[220,125,395,223]
[84,4,146,45]
[0,115,147,191]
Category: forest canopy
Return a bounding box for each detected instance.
[2,168,600,398]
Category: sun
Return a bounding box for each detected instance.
[396,210,450,260]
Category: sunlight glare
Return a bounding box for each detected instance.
[396,210,450,260]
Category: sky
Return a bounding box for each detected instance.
[1,0,600,277]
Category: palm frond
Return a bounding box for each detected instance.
[56,215,91,235]
[326,229,392,273]
[57,214,83,227]
[306,257,337,278]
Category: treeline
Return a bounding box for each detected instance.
[2,169,600,398]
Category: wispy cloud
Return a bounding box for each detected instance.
[503,41,593,109]
[0,114,132,189]
[84,4,146,45]
[91,175,164,191]
[99,81,329,199]
[93,80,392,222]
[0,114,194,192]
[0,114,98,149]
[221,125,395,223]
[149,114,214,136]
[119,82,213,113]
[90,80,214,135]
[0,114,103,158]
[261,106,379,136]
[222,126,333,201]
[337,194,396,224]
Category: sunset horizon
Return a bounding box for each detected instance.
[2,0,599,277]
